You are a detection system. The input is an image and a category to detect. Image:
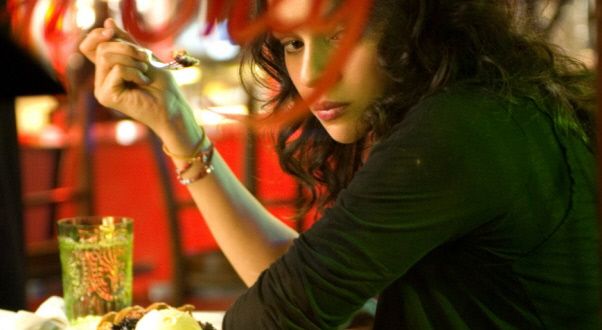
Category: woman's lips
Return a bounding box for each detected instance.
[312,102,349,121]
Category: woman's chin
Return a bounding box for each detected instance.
[327,130,363,144]
[323,123,366,144]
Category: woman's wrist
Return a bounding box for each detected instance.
[155,102,215,185]
[162,129,215,185]
[160,126,207,160]
[153,101,205,156]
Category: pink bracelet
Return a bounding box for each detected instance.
[175,142,214,185]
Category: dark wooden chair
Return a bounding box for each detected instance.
[21,57,95,302]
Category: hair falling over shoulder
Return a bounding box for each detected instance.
[239,0,596,220]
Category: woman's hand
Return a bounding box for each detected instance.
[79,18,193,139]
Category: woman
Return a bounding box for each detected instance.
[80,0,599,328]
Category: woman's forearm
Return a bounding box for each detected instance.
[159,112,298,286]
[186,149,298,286]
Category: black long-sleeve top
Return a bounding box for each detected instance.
[223,85,600,329]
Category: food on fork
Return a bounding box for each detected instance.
[112,38,199,70]
[172,50,200,68]
[96,302,215,330]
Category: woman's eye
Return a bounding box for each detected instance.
[281,39,304,54]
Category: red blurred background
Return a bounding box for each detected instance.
[8,0,310,310]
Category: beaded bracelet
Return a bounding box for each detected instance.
[162,134,215,185]
[174,142,214,185]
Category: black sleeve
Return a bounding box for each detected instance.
[223,91,524,329]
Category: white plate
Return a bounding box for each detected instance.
[193,311,224,330]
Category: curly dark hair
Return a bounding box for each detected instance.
[240,0,595,219]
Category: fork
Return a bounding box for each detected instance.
[139,47,187,70]
[114,38,187,70]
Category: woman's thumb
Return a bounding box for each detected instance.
[103,18,134,42]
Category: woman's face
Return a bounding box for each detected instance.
[271,0,388,143]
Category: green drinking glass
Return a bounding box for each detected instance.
[58,216,133,326]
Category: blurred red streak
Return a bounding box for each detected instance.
[120,0,200,44]
[7,0,374,131]
[43,0,71,79]
[7,0,36,45]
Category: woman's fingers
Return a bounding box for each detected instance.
[96,39,148,64]
[79,26,114,63]
[103,18,134,42]
[95,64,151,109]
[94,42,149,87]
[79,18,138,63]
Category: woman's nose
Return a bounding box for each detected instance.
[300,42,329,87]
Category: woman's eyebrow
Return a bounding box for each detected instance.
[271,30,297,40]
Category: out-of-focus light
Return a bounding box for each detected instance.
[39,125,66,147]
[203,82,248,106]
[192,105,249,126]
[176,21,240,62]
[30,0,52,60]
[171,66,202,86]
[205,22,240,61]
[134,0,172,27]
[193,108,224,126]
[107,0,124,26]
[205,39,240,62]
[15,95,59,136]
[75,0,96,30]
[115,119,143,145]
[107,0,122,12]
[135,0,153,14]
[208,105,249,115]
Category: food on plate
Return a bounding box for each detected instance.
[96,302,215,330]
[68,315,103,330]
